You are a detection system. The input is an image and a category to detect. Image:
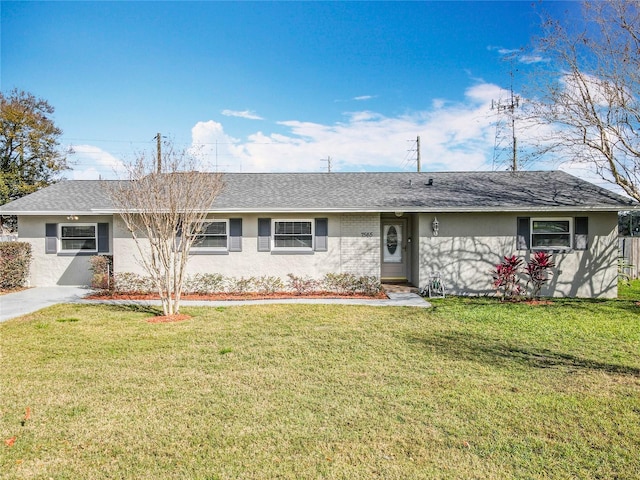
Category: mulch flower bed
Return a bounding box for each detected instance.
[86,291,389,301]
[147,314,192,323]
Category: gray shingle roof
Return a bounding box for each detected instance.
[0,180,115,214]
[0,171,636,214]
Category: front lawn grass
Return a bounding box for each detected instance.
[1,299,639,479]
[619,278,640,300]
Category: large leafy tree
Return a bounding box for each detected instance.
[530,0,640,202]
[0,89,68,205]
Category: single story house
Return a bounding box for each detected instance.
[1,171,637,298]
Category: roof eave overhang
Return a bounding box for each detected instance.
[206,205,640,213]
[0,210,111,216]
[4,204,639,216]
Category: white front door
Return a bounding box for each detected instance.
[381,221,407,281]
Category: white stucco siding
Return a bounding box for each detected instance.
[113,213,377,281]
[112,215,150,277]
[417,212,619,298]
[21,210,619,298]
[417,213,514,295]
[17,215,113,286]
[544,213,619,298]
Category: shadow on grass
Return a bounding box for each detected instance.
[101,302,164,316]
[548,298,640,314]
[408,331,640,377]
[435,296,640,316]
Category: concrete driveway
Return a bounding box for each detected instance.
[0,286,89,322]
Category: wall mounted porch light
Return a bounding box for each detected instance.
[432,217,439,236]
[66,215,79,220]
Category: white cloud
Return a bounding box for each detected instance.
[353,95,376,101]
[519,54,546,64]
[71,81,601,185]
[488,45,547,64]
[221,109,263,120]
[497,47,520,56]
[192,83,509,173]
[190,120,243,171]
[69,145,126,180]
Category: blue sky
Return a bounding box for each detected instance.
[1,1,581,180]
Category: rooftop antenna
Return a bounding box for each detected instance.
[491,59,520,171]
[321,156,332,173]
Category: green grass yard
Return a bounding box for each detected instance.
[1,298,639,479]
[619,278,640,300]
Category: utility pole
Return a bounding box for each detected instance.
[406,136,421,172]
[155,132,162,173]
[321,156,332,173]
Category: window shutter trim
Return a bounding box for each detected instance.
[517,217,530,250]
[45,223,57,254]
[229,218,242,252]
[258,218,271,251]
[315,218,328,252]
[97,223,109,253]
[574,217,588,250]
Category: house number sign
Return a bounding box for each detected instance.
[361,232,374,237]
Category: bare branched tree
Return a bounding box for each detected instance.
[530,0,640,201]
[110,144,223,315]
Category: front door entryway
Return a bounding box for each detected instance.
[381,219,408,281]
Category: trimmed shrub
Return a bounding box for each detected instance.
[254,275,285,295]
[101,271,382,297]
[226,276,257,294]
[0,242,32,289]
[356,275,383,296]
[323,273,359,294]
[287,274,320,295]
[184,273,226,294]
[113,272,155,294]
[323,273,382,295]
[89,255,113,291]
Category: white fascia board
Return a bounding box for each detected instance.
[0,210,110,216]
[8,205,637,216]
[205,205,639,214]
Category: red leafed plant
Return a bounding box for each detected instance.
[525,251,555,299]
[492,255,524,300]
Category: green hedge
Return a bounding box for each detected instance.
[0,242,32,290]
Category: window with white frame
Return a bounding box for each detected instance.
[531,218,572,250]
[59,223,98,253]
[191,220,229,251]
[272,219,313,250]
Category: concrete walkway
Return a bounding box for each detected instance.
[75,291,430,309]
[1,287,430,322]
[0,286,90,323]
